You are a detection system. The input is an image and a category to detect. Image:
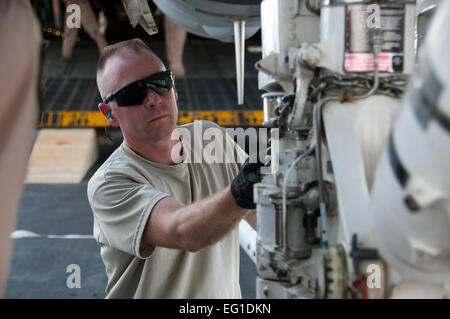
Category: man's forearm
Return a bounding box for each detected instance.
[173,186,250,252]
[143,156,262,252]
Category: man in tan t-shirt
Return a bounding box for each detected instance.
[87,38,262,298]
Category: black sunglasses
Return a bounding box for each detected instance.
[103,71,174,106]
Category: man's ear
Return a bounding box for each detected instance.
[98,103,119,126]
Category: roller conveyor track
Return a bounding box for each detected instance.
[39,40,264,128]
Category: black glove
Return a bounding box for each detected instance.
[230,154,264,209]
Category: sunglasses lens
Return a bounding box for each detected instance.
[146,72,173,95]
[115,84,147,107]
[111,71,173,107]
[147,83,170,96]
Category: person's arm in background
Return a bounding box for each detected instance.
[51,0,62,29]
[0,0,41,297]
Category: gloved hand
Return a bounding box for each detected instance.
[230,154,264,209]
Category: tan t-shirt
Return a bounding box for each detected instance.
[87,121,247,298]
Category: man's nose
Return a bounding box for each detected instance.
[143,88,162,108]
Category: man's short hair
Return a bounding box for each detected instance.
[97,38,160,74]
[96,38,166,99]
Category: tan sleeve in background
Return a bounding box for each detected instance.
[0,0,41,297]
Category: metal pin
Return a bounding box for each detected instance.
[233,20,246,105]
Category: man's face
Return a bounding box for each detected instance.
[99,51,179,145]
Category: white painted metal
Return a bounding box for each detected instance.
[371,1,450,294]
[322,95,401,248]
[239,220,257,264]
[257,0,320,92]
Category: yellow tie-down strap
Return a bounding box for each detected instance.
[37,110,264,128]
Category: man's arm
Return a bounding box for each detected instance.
[142,186,249,252]
[142,155,263,253]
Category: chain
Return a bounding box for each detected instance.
[309,72,408,100]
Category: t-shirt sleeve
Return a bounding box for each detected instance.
[88,173,169,259]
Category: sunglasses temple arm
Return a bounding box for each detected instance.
[104,120,122,144]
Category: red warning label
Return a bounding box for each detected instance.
[344,53,392,72]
